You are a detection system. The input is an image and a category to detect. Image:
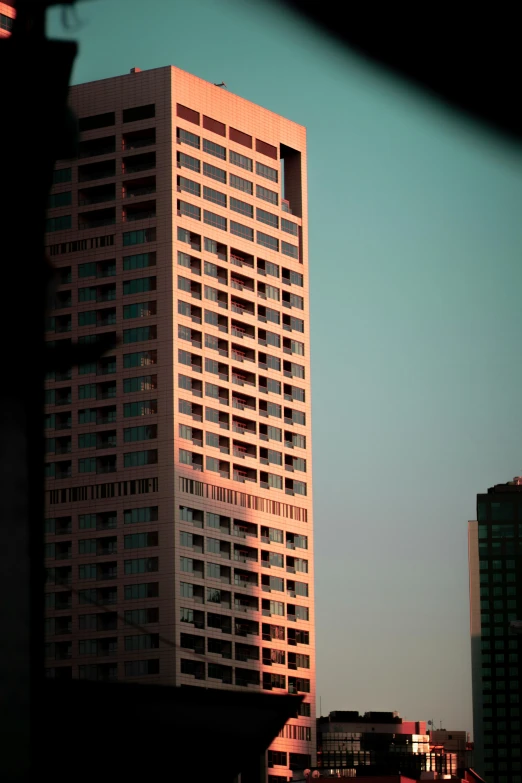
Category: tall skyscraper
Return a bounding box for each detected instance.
[469,477,522,783]
[44,66,315,779]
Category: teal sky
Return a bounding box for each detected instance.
[49,0,522,731]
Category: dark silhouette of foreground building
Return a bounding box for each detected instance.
[42,679,303,783]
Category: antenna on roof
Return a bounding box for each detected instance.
[214,81,227,88]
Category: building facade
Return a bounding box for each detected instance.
[44,66,315,780]
[469,478,522,783]
[0,1,15,38]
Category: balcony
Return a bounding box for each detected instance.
[231,320,255,341]
[232,441,256,461]
[78,135,116,159]
[231,297,255,317]
[122,128,156,151]
[230,250,254,269]
[123,199,156,222]
[79,207,116,231]
[230,275,255,293]
[123,151,156,175]
[233,521,257,539]
[232,394,256,411]
[78,159,116,183]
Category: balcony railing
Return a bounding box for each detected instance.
[123,186,156,198]
[123,138,155,151]
[79,217,116,230]
[123,210,156,222]
[78,145,116,159]
[124,161,155,174]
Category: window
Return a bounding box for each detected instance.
[268,751,287,768]
[53,167,72,184]
[257,232,279,252]
[124,659,159,677]
[204,261,218,279]
[204,211,227,231]
[206,383,219,399]
[123,375,156,393]
[256,161,278,182]
[288,293,304,309]
[123,103,155,122]
[123,326,157,344]
[231,197,253,219]
[178,152,200,173]
[79,383,96,400]
[204,286,218,302]
[230,151,253,171]
[257,208,278,229]
[179,424,193,440]
[123,450,158,467]
[203,162,226,184]
[267,355,281,371]
[78,458,96,473]
[267,402,282,418]
[230,174,253,195]
[123,350,157,370]
[177,127,200,149]
[267,449,282,465]
[206,456,219,472]
[124,557,159,575]
[123,301,156,319]
[264,330,281,347]
[205,407,219,423]
[256,185,278,205]
[261,307,280,325]
[178,200,201,221]
[123,252,155,271]
[123,276,156,295]
[123,228,156,246]
[290,339,304,355]
[267,473,283,490]
[231,221,254,241]
[203,138,226,160]
[49,191,72,209]
[203,186,227,208]
[179,176,201,197]
[46,215,72,232]
[206,432,219,448]
[286,316,304,333]
[124,506,158,524]
[124,425,157,442]
[281,218,298,236]
[79,433,96,448]
[179,449,193,466]
[124,532,158,549]
[124,582,159,600]
[205,358,219,374]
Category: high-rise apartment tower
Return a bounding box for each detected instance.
[44,66,315,780]
[469,477,522,783]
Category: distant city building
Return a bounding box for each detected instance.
[469,477,522,783]
[317,711,469,779]
[303,771,485,783]
[429,730,471,772]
